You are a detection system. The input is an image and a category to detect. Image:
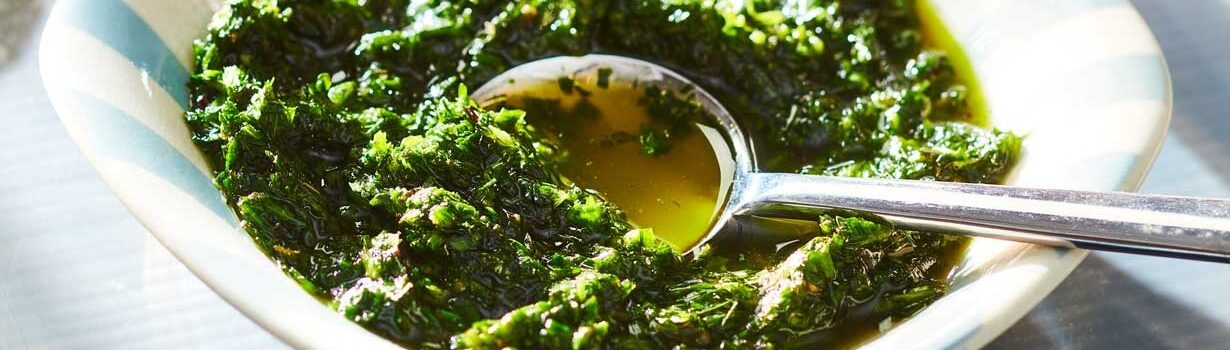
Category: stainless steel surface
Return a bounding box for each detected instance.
[470,55,754,186]
[717,173,1230,262]
[1,0,1226,349]
[483,55,1230,262]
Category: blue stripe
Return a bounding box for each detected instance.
[57,0,191,109]
[66,90,238,227]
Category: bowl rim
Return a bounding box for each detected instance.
[36,0,1172,349]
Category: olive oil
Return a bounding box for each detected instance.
[196,0,1019,347]
[802,2,985,348]
[917,0,990,126]
[492,78,726,251]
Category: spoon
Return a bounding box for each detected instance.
[473,55,1230,263]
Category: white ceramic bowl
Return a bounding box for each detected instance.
[39,0,1170,348]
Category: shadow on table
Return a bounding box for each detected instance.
[0,0,45,71]
[988,254,1230,349]
[1131,0,1230,182]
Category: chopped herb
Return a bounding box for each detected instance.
[597,68,613,89]
[186,0,1018,348]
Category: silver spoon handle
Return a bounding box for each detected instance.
[733,173,1230,262]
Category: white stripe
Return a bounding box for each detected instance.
[992,6,1160,75]
[983,6,1162,130]
[1005,100,1168,191]
[41,24,211,176]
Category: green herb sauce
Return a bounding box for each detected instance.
[483,75,727,251]
[185,0,1021,348]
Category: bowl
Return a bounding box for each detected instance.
[38,0,1170,348]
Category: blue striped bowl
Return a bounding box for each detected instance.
[38,0,1170,349]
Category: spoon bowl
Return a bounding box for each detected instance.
[475,55,1230,262]
[471,55,751,248]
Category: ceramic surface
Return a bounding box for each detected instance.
[38,0,1170,348]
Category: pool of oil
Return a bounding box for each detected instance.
[490,77,727,251]
[917,0,989,127]
[787,233,971,350]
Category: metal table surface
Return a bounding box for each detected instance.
[1,1,1226,349]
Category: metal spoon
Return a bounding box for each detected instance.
[473,55,1230,263]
